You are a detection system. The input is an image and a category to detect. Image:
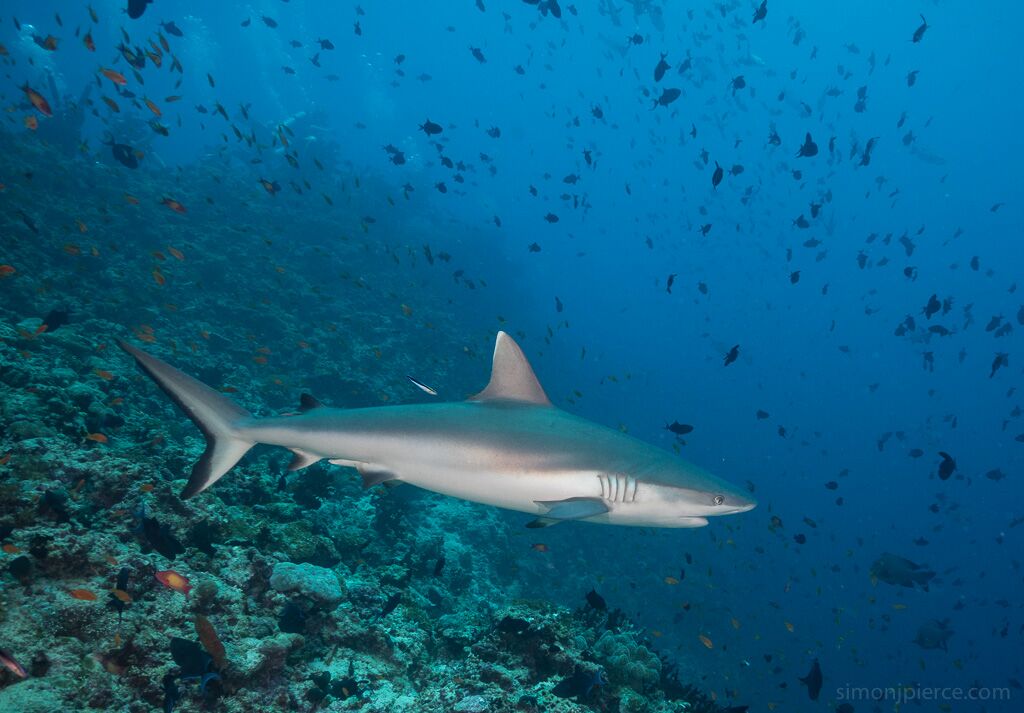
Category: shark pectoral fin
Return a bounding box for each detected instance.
[287,449,321,472]
[356,464,399,489]
[534,496,609,521]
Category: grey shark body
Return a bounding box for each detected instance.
[120,332,755,528]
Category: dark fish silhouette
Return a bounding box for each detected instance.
[105,136,139,168]
[752,0,767,24]
[711,162,724,188]
[665,421,694,436]
[160,20,183,37]
[724,344,740,366]
[871,552,935,590]
[126,0,152,20]
[937,451,956,480]
[912,14,929,43]
[799,659,823,700]
[652,87,681,108]
[654,53,670,82]
[666,273,676,293]
[552,667,606,701]
[585,588,606,610]
[796,132,818,157]
[420,119,443,135]
[913,619,953,651]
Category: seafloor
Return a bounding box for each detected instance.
[0,131,737,712]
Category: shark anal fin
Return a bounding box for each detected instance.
[356,464,399,489]
[534,496,609,521]
[287,449,321,471]
[299,393,324,412]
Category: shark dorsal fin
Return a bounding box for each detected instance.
[471,331,550,406]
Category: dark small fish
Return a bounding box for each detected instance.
[799,659,823,700]
[40,308,70,333]
[126,0,152,20]
[279,601,307,633]
[666,273,676,293]
[433,556,445,577]
[912,14,929,43]
[553,667,606,701]
[419,119,443,135]
[585,588,606,610]
[989,352,1008,378]
[723,344,740,366]
[470,46,487,63]
[712,161,724,188]
[793,533,806,544]
[528,242,542,253]
[652,87,681,108]
[937,452,956,480]
[543,213,559,223]
[262,16,278,28]
[105,137,140,169]
[160,20,183,37]
[796,132,818,157]
[380,592,402,618]
[317,38,335,50]
[665,421,694,436]
[756,409,769,420]
[752,0,767,24]
[555,296,563,313]
[654,53,670,82]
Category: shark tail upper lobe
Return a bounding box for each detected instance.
[119,340,255,498]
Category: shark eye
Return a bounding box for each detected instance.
[713,495,725,506]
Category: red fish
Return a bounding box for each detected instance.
[154,570,191,596]
[21,84,52,117]
[100,67,127,85]
[83,32,95,52]
[161,197,186,214]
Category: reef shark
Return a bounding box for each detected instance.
[119,332,755,528]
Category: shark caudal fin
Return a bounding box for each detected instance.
[119,340,254,499]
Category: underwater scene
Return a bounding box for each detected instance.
[0,0,1020,711]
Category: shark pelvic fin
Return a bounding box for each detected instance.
[287,449,321,471]
[357,464,399,489]
[534,496,609,521]
[470,331,550,406]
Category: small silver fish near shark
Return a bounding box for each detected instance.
[119,331,755,528]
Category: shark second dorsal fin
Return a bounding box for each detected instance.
[470,331,550,406]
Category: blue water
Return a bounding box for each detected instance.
[2,1,1021,710]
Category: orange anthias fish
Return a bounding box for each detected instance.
[161,198,186,214]
[100,67,127,85]
[143,97,162,117]
[530,543,549,552]
[155,570,191,596]
[24,116,38,131]
[69,588,98,601]
[83,32,95,51]
[21,84,52,117]
[0,265,16,277]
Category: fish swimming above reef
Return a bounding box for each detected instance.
[119,332,755,528]
[913,618,954,651]
[870,552,935,590]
